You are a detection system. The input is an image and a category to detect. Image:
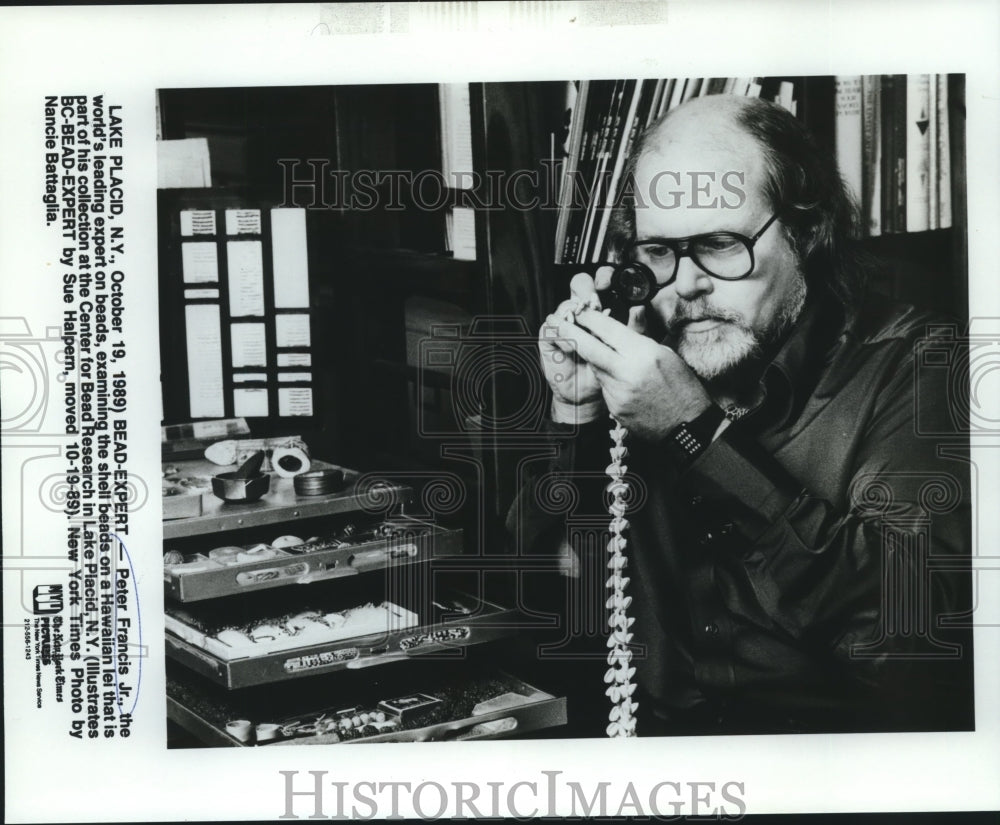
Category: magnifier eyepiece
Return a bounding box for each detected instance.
[596,260,659,322]
[611,262,657,303]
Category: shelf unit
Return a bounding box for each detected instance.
[162,464,566,746]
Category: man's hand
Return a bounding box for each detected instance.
[539,271,610,423]
[562,305,713,440]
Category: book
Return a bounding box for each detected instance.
[705,78,727,96]
[835,76,864,214]
[880,75,907,233]
[592,79,645,261]
[579,80,629,262]
[563,79,613,263]
[928,77,938,229]
[777,80,796,114]
[681,77,702,103]
[667,77,686,111]
[891,74,908,232]
[647,79,666,127]
[861,75,882,236]
[936,74,952,229]
[554,80,589,263]
[905,74,931,232]
[880,75,895,232]
[731,77,753,97]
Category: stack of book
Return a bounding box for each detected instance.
[553,77,798,265]
[836,74,952,236]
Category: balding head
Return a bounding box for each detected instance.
[644,93,760,154]
[633,97,770,237]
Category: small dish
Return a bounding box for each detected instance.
[211,471,270,503]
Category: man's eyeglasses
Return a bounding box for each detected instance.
[627,212,781,290]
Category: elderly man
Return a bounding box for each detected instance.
[511,94,973,735]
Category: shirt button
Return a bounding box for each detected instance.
[719,522,735,536]
[704,623,719,636]
[689,495,703,508]
[699,531,715,546]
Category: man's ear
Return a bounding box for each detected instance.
[785,218,819,261]
[802,222,822,249]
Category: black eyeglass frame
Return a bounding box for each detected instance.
[625,211,782,295]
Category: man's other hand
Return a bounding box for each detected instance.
[539,270,611,424]
[568,306,713,440]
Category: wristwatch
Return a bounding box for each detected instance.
[664,404,726,465]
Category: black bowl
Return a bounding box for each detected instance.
[211,471,270,503]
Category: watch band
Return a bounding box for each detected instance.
[664,404,726,464]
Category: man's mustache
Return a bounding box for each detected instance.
[665,301,747,335]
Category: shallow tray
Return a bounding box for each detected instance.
[166,671,566,746]
[165,594,519,689]
[164,518,462,602]
[162,459,412,540]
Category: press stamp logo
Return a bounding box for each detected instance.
[32,583,64,615]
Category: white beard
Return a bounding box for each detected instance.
[674,273,807,381]
[677,323,760,380]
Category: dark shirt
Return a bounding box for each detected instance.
[508,293,974,735]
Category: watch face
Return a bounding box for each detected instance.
[673,423,702,456]
[669,405,725,461]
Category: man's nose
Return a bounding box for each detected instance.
[672,255,713,300]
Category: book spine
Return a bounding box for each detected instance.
[554,80,588,263]
[892,74,907,232]
[861,75,882,236]
[667,77,687,111]
[583,80,625,262]
[928,76,938,230]
[880,75,895,232]
[632,80,656,148]
[905,74,931,232]
[681,78,702,103]
[579,80,625,263]
[565,80,610,263]
[593,79,645,262]
[835,76,864,216]
[595,79,633,256]
[937,74,952,229]
[777,80,795,113]
[647,79,666,127]
[706,78,726,95]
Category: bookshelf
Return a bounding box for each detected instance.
[547,74,965,317]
